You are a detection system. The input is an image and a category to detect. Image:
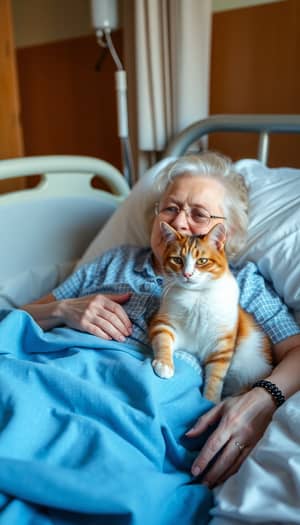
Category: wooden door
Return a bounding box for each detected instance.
[0,0,24,192]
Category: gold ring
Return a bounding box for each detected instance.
[234,440,245,451]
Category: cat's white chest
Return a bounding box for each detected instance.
[163,273,239,358]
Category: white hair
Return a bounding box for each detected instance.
[152,152,249,259]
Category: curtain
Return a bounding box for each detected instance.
[122,0,212,179]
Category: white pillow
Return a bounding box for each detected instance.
[0,261,75,309]
[233,159,300,318]
[77,158,175,266]
[78,158,300,319]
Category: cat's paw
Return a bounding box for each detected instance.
[152,359,174,379]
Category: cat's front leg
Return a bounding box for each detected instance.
[150,330,175,379]
[203,336,236,403]
[203,366,224,403]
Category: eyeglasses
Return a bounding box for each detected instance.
[155,202,226,227]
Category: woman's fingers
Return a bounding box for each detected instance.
[92,295,132,339]
[102,294,132,332]
[85,323,113,340]
[186,402,223,436]
[62,293,133,341]
[199,440,251,488]
[190,424,229,477]
[93,313,129,341]
[105,292,131,305]
[215,445,251,486]
[187,390,275,488]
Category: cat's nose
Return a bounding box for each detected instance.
[183,271,193,279]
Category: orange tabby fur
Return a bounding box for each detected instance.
[149,222,272,403]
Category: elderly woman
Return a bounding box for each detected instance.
[23,152,300,490]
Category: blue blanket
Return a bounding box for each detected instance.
[0,310,214,525]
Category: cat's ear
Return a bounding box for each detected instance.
[160,221,180,243]
[207,223,226,251]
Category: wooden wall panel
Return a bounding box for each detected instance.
[17,32,123,170]
[0,0,24,192]
[210,0,300,166]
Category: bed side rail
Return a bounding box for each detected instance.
[164,114,300,164]
[0,155,130,199]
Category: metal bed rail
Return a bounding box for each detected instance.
[164,114,300,164]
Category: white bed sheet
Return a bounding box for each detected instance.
[210,391,300,525]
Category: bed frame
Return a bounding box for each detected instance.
[165,113,300,163]
[0,155,129,280]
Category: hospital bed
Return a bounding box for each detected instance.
[0,114,300,524]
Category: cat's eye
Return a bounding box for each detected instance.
[170,256,183,265]
[197,257,208,265]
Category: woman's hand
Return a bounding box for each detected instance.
[58,293,132,341]
[186,388,276,488]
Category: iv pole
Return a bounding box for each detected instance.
[91,0,134,187]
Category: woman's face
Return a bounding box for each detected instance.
[151,174,226,272]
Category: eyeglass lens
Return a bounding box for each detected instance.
[158,205,212,224]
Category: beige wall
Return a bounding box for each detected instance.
[12,0,92,47]
[12,0,286,48]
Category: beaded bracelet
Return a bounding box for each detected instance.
[252,379,285,408]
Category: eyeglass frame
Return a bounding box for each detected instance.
[154,202,226,228]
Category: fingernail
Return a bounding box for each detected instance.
[185,428,194,435]
[192,465,201,477]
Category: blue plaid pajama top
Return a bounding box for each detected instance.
[53,245,300,349]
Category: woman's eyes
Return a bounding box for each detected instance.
[193,210,207,218]
[165,206,179,213]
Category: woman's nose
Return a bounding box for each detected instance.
[170,209,190,231]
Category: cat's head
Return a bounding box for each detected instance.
[160,221,228,288]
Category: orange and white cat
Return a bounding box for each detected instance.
[149,222,273,403]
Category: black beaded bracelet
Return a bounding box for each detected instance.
[252,379,285,408]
